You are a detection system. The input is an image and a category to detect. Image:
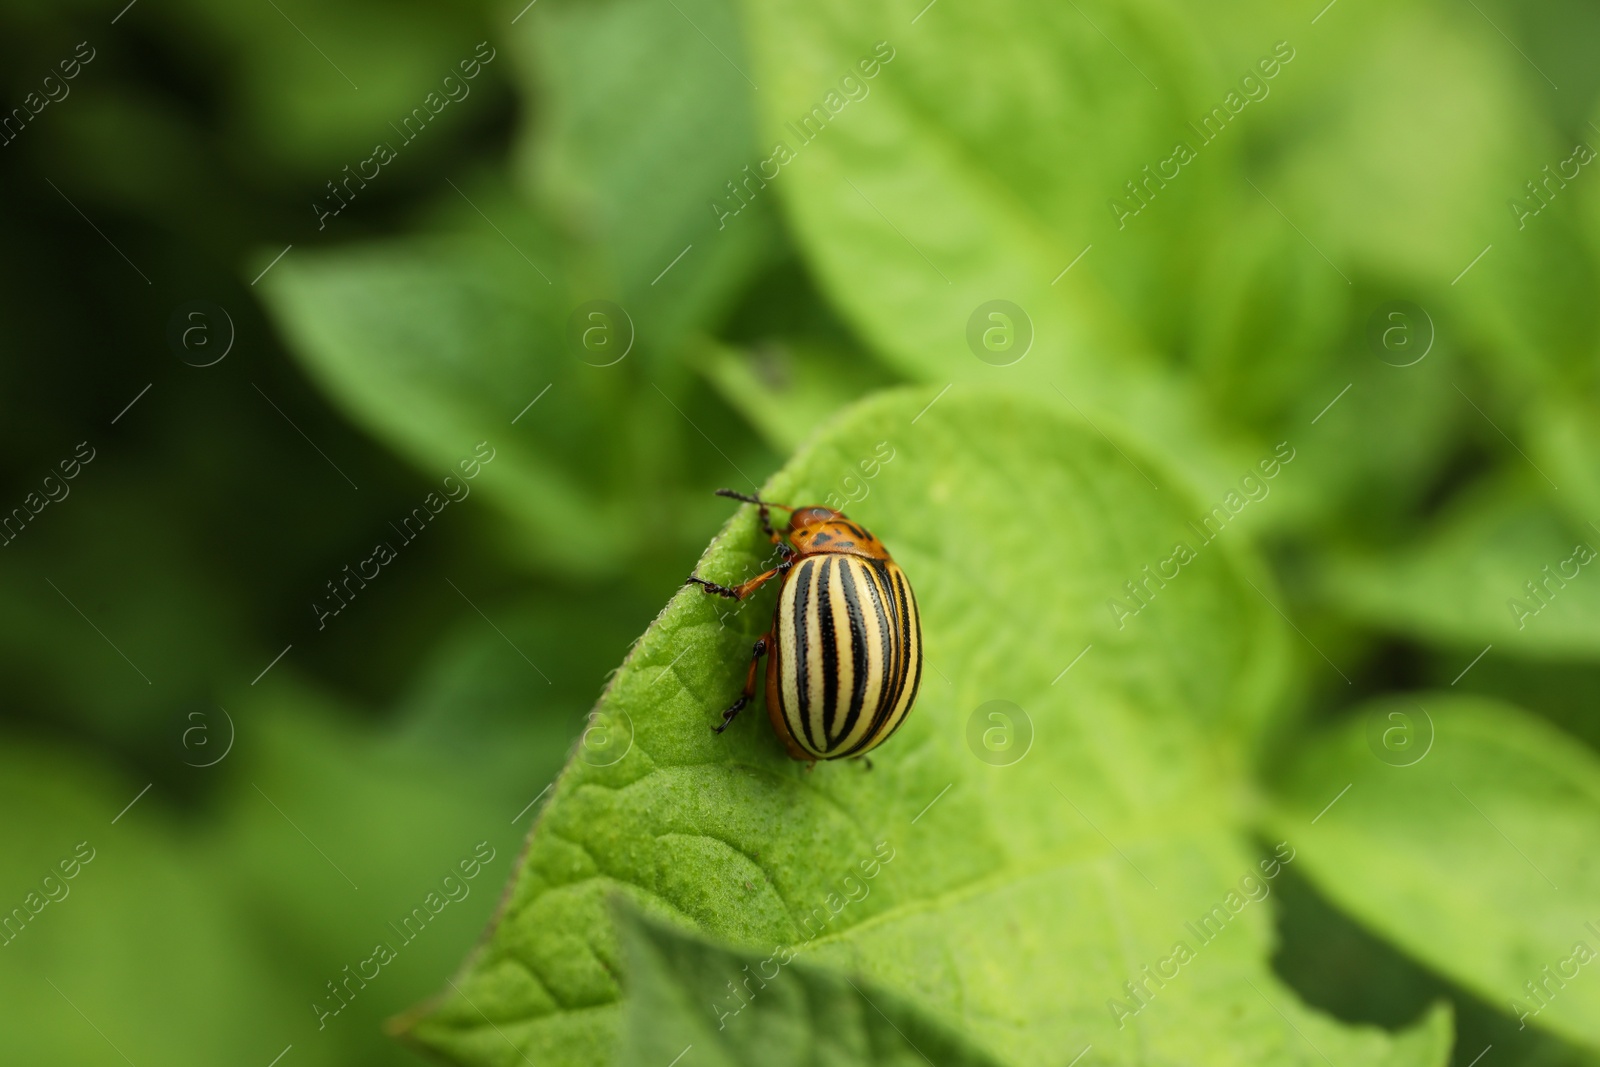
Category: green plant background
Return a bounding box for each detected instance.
[1,0,1598,1064]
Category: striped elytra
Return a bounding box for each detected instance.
[772,553,923,760]
[686,491,924,763]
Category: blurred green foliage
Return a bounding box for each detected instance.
[1,0,1599,1063]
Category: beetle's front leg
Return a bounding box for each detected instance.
[714,488,794,553]
[686,566,782,601]
[686,576,742,599]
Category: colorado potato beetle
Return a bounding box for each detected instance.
[687,488,923,762]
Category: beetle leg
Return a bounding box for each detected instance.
[755,502,780,543]
[686,566,783,600]
[715,488,793,510]
[713,631,770,733]
[686,576,740,599]
[714,488,794,546]
[852,755,874,772]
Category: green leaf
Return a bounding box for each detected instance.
[1268,695,1600,1052]
[1271,865,1600,1067]
[613,903,1008,1067]
[0,743,286,1066]
[206,664,591,1066]
[728,0,1293,501]
[1262,2,1530,284]
[512,0,778,346]
[164,0,504,177]
[390,583,657,783]
[1320,475,1600,659]
[259,235,607,568]
[1185,207,1348,430]
[403,387,1453,1066]
[259,232,766,577]
[1446,163,1600,391]
[1532,396,1600,528]
[0,474,256,743]
[1180,209,1466,540]
[1256,1,1600,388]
[733,0,1217,375]
[695,336,903,454]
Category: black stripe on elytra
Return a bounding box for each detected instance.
[817,557,840,750]
[884,562,909,707]
[839,563,903,757]
[883,564,911,712]
[838,561,893,747]
[824,558,850,743]
[872,568,923,748]
[833,559,872,747]
[792,558,816,752]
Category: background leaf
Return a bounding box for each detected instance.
[512,0,779,348]
[1320,475,1600,660]
[260,230,774,577]
[1269,694,1600,1051]
[0,744,284,1066]
[695,336,903,454]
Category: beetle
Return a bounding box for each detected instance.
[687,488,923,762]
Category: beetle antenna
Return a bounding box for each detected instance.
[715,488,792,510]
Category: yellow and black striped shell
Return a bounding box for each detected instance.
[765,532,923,760]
